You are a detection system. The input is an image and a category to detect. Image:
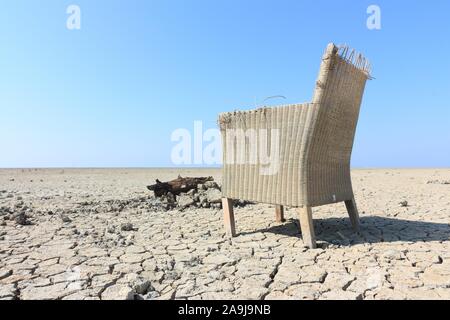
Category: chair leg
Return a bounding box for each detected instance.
[345,198,360,232]
[222,198,236,237]
[275,205,285,223]
[298,206,316,249]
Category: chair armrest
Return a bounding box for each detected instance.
[218,103,311,131]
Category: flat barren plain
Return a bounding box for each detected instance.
[1,168,450,300]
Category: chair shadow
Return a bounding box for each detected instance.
[240,215,450,246]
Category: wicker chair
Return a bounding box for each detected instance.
[218,43,371,248]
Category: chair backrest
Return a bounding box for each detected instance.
[311,43,370,158]
[304,43,371,204]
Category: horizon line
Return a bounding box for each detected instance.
[1,166,449,170]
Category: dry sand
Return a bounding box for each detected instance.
[1,168,450,300]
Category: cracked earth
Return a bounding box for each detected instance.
[1,168,450,300]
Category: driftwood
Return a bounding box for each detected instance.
[147,175,214,197]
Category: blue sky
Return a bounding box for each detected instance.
[1,0,449,168]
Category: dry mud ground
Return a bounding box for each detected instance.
[1,168,450,300]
